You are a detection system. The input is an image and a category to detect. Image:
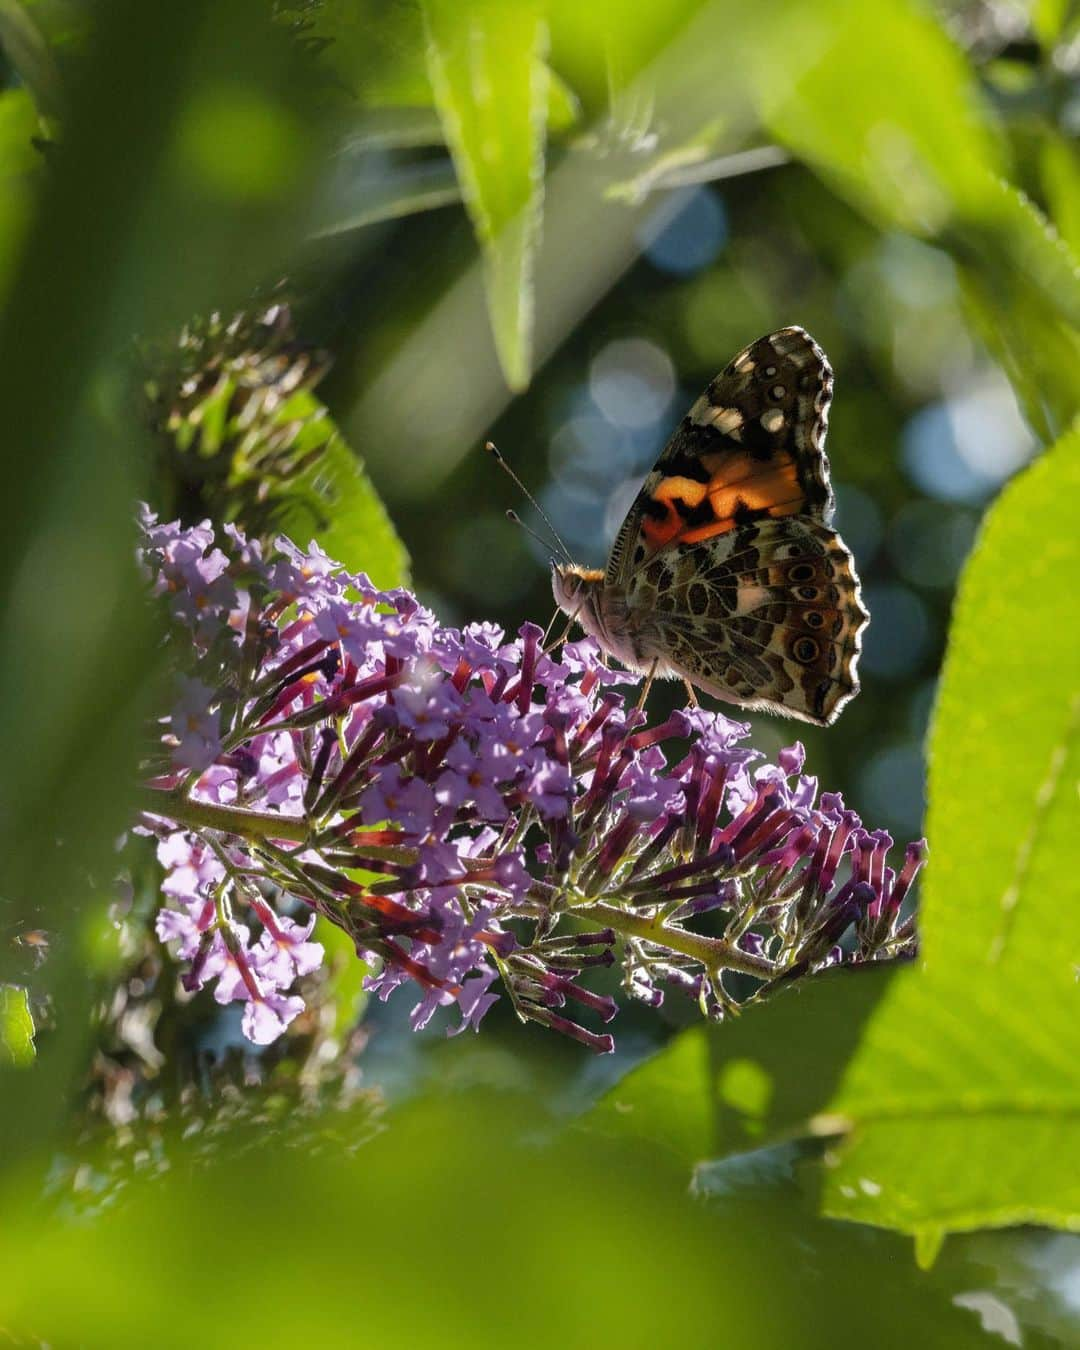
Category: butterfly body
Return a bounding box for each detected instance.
[551,328,868,726]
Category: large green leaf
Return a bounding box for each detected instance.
[820,426,1080,1258]
[422,0,549,391]
[0,1091,1003,1347]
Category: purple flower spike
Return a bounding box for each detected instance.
[140,511,924,1051]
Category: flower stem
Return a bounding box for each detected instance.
[577,900,777,981]
[141,789,309,844]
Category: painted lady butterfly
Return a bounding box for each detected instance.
[551,327,868,725]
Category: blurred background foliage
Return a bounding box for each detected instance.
[0,0,1078,1344]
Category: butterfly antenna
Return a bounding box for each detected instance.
[505,509,562,560]
[485,441,574,564]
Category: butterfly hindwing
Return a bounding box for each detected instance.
[608,327,834,587]
[551,326,868,724]
[626,515,867,725]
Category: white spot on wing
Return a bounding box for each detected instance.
[761,408,785,433]
[736,584,770,615]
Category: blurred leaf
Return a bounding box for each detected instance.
[820,427,1080,1248]
[0,86,43,300]
[0,1091,1000,1347]
[587,967,895,1165]
[750,0,1080,441]
[345,105,446,151]
[0,0,328,1172]
[0,985,35,1065]
[422,0,549,390]
[951,179,1080,442]
[1041,133,1080,259]
[0,0,63,118]
[760,0,1004,234]
[1030,0,1070,46]
[691,1139,810,1198]
[546,66,580,133]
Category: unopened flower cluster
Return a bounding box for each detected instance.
[139,510,924,1051]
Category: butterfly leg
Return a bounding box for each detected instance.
[544,601,586,655]
[635,659,659,712]
[682,679,699,708]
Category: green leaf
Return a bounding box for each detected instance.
[760,0,1004,234]
[820,426,1080,1248]
[1030,0,1070,46]
[0,986,34,1066]
[422,0,549,390]
[587,967,897,1165]
[752,0,1080,440]
[265,392,410,589]
[155,307,410,589]
[0,1091,1005,1347]
[0,87,43,301]
[1041,133,1080,260]
[951,180,1080,442]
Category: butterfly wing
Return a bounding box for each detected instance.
[607,327,835,587]
[632,515,867,725]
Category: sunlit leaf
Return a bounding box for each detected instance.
[587,967,895,1165]
[422,0,549,390]
[0,87,43,303]
[265,392,410,589]
[952,180,1080,442]
[1030,0,1070,47]
[760,0,1004,234]
[820,426,1080,1249]
[1040,133,1080,260]
[0,985,34,1066]
[745,0,1080,439]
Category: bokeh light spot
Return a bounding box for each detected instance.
[902,374,1035,503]
[639,185,728,276]
[589,338,676,429]
[857,743,926,837]
[177,84,302,201]
[833,482,884,571]
[860,583,931,680]
[888,499,978,589]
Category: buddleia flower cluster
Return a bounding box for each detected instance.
[139,509,925,1051]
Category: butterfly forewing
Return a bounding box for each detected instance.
[607,327,835,588]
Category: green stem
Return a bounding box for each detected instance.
[140,789,309,844]
[577,899,777,981]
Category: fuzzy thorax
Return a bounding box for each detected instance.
[551,564,656,676]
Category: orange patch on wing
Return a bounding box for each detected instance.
[641,453,806,550]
